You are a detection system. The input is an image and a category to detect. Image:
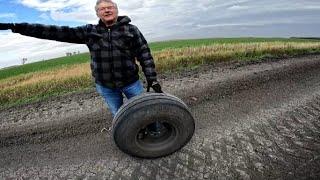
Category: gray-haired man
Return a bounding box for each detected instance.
[0,0,163,117]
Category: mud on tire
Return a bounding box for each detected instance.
[112,93,195,158]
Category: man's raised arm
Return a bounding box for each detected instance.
[0,23,89,44]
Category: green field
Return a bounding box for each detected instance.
[1,37,319,81]
[0,54,90,80]
[1,37,320,109]
[149,37,320,51]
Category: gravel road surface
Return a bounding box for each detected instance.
[1,55,320,179]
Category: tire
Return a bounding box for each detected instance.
[112,93,195,158]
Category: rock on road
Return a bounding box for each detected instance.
[1,55,320,179]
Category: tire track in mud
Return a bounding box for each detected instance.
[1,93,319,179]
[189,96,320,179]
[1,55,320,179]
[1,55,320,146]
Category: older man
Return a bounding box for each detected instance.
[0,0,162,117]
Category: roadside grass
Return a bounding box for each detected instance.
[0,75,93,108]
[0,64,92,108]
[154,42,320,72]
[0,53,90,80]
[1,37,318,80]
[1,38,320,109]
[149,37,320,51]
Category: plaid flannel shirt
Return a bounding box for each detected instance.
[12,16,157,88]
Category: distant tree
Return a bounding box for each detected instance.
[22,58,27,65]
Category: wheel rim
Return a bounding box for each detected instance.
[136,122,177,150]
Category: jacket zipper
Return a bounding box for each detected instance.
[108,28,115,86]
[108,28,111,42]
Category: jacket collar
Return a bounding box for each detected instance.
[98,16,131,28]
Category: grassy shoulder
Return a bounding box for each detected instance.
[1,38,320,109]
[0,54,90,80]
[1,37,318,80]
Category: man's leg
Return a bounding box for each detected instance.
[96,84,123,117]
[122,80,144,99]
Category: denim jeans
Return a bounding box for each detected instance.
[96,80,144,117]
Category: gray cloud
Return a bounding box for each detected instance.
[0,32,88,69]
[0,0,320,68]
[13,0,320,40]
[126,0,320,41]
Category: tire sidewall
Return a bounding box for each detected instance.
[112,94,195,158]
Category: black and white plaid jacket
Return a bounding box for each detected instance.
[12,16,157,88]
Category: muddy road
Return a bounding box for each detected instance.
[1,55,320,179]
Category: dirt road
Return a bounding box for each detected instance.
[1,55,320,179]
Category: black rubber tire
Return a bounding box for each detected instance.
[112,93,195,158]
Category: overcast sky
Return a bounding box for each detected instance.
[0,0,320,69]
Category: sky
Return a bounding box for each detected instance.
[0,0,320,69]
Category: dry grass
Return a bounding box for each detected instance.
[0,63,90,90]
[154,42,320,71]
[0,64,92,106]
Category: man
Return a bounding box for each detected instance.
[0,0,162,117]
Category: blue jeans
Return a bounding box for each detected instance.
[96,80,144,117]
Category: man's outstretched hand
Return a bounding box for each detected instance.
[147,80,163,93]
[0,23,14,30]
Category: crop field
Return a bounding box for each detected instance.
[1,37,320,109]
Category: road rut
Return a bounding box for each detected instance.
[1,55,320,179]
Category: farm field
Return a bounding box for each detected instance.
[1,37,320,109]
